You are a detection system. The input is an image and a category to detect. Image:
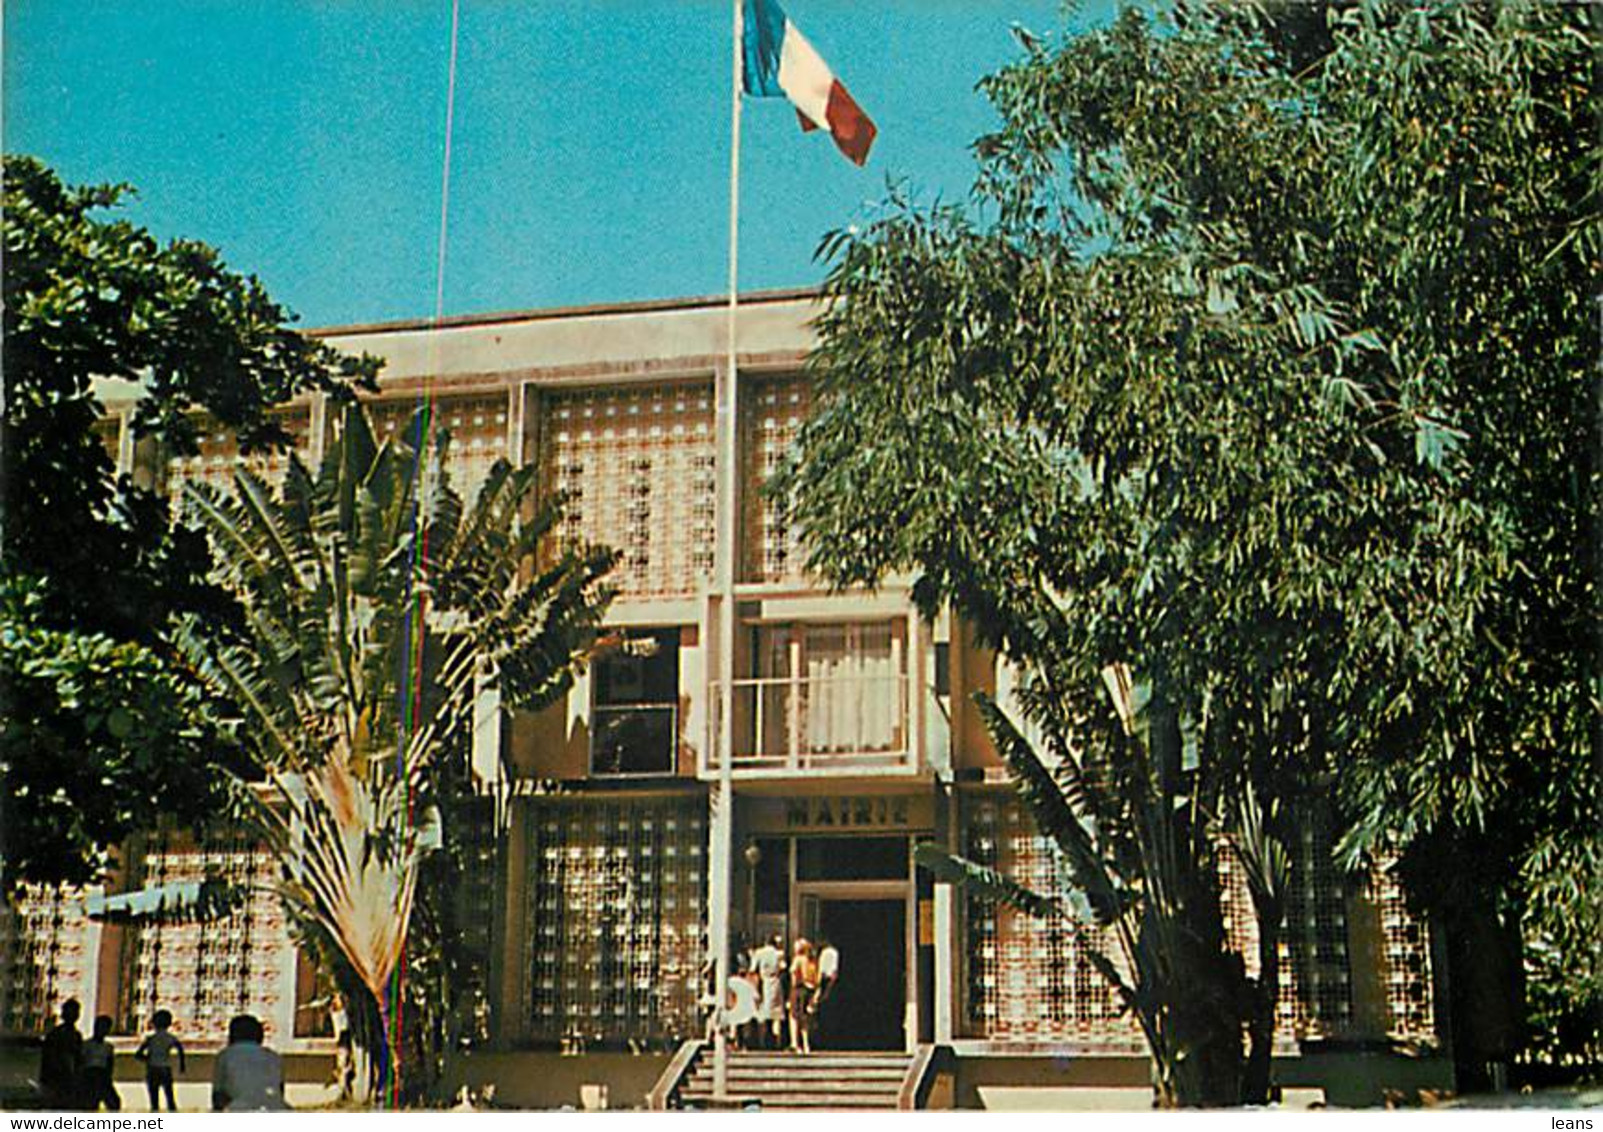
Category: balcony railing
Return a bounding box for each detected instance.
[707,674,912,774]
[591,703,679,776]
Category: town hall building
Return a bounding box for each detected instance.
[1,289,1452,1108]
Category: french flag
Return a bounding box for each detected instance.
[741,0,877,166]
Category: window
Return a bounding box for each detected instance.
[750,621,905,758]
[796,836,908,881]
[591,628,681,776]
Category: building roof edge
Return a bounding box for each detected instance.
[307,285,825,339]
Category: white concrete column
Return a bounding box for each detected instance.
[308,393,328,467]
[115,413,135,475]
[506,382,525,464]
[79,889,104,1033]
[905,879,918,1053]
[787,633,802,769]
[934,881,955,1044]
[908,608,926,772]
[471,675,503,790]
[935,786,958,1044]
[274,920,300,1045]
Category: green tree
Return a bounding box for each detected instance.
[173,405,615,1102]
[779,0,1598,1099]
[0,155,377,887]
[917,688,1291,1107]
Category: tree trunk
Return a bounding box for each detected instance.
[1151,1007,1247,1107]
[1241,913,1282,1104]
[341,981,394,1107]
[1153,963,1249,1107]
[1444,899,1525,1094]
[1145,688,1250,1108]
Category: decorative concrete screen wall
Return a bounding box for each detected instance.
[743,375,811,584]
[1217,809,1356,1042]
[123,832,294,1044]
[959,793,1436,1047]
[1217,821,1436,1043]
[449,794,500,1045]
[164,395,512,515]
[0,885,99,1035]
[367,392,511,506]
[164,407,314,506]
[961,796,1140,1048]
[1370,861,1437,1040]
[522,795,706,1048]
[541,384,716,599]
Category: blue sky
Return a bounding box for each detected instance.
[5,1,1116,328]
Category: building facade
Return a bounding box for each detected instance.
[2,290,1451,1106]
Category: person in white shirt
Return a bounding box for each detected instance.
[753,934,786,1050]
[212,1015,287,1112]
[327,994,354,1100]
[816,939,840,1048]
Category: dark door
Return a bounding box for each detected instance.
[816,898,904,1050]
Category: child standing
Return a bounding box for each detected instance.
[134,1010,186,1112]
[79,1015,120,1112]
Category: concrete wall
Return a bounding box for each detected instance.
[317,292,819,387]
[511,700,587,780]
[438,1050,672,1111]
[954,1053,1151,1109]
[951,1050,1455,1110]
[949,630,1000,771]
[0,1042,336,1112]
[1283,1048,1455,1108]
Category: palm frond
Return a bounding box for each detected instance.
[913,843,1059,918]
[1225,780,1290,913]
[179,400,614,1087]
[233,466,305,589]
[172,614,303,765]
[976,692,1132,923]
[182,481,276,591]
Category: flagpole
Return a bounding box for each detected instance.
[710,0,743,1105]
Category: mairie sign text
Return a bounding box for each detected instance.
[744,794,932,835]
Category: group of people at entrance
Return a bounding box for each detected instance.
[36,999,286,1112]
[711,935,839,1053]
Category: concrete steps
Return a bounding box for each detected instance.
[675,1050,913,1111]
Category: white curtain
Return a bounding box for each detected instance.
[804,624,897,754]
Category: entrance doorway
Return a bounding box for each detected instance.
[746,835,917,1052]
[811,897,905,1051]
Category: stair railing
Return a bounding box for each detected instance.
[898,1044,956,1110]
[647,1039,705,1111]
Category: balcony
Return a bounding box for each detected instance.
[705,673,914,776]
